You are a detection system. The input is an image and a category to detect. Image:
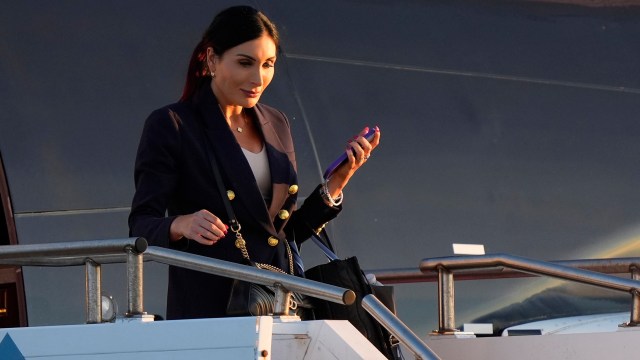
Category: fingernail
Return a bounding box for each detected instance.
[375,125,380,132]
[363,126,369,133]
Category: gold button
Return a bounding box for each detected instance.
[288,184,298,195]
[278,210,290,220]
[267,236,279,246]
[227,190,235,200]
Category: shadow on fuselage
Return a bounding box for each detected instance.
[472,283,630,334]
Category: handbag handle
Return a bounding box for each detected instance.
[309,228,339,261]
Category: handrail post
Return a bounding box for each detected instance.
[85,259,102,323]
[437,265,457,333]
[126,246,144,316]
[273,283,292,316]
[629,265,640,326]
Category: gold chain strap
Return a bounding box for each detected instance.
[231,223,294,275]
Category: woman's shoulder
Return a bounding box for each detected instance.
[144,101,198,133]
[254,103,290,127]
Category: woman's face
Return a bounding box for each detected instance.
[208,33,277,108]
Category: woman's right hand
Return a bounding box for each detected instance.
[170,209,228,245]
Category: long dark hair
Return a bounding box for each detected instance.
[179,6,280,102]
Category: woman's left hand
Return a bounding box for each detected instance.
[326,126,381,198]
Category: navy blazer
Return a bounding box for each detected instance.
[129,84,341,319]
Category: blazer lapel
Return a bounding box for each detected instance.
[194,86,277,235]
[252,107,296,222]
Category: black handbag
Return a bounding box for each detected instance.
[200,129,309,318]
[226,279,312,318]
[304,230,400,360]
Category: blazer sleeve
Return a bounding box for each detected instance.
[128,108,182,248]
[285,184,342,247]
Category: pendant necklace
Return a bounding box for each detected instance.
[235,110,247,133]
[219,105,246,133]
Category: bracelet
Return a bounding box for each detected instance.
[320,180,343,207]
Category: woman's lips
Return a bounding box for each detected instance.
[241,89,260,98]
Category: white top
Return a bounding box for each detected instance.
[242,145,272,200]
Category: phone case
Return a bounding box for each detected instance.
[322,127,376,180]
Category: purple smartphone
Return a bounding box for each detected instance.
[322,127,376,180]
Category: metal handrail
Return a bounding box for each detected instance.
[421,254,640,292]
[0,238,443,358]
[0,238,146,323]
[145,246,355,306]
[0,238,356,319]
[146,247,443,358]
[362,294,441,360]
[370,257,640,284]
[418,253,640,333]
[0,238,146,266]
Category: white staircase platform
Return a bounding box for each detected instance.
[0,316,385,359]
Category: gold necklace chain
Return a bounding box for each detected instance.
[233,227,294,275]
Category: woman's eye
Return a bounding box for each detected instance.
[263,62,274,69]
[239,61,253,67]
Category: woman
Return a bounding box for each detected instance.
[129,5,380,320]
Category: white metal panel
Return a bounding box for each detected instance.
[0,316,272,359]
[272,319,386,360]
[428,327,640,360]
